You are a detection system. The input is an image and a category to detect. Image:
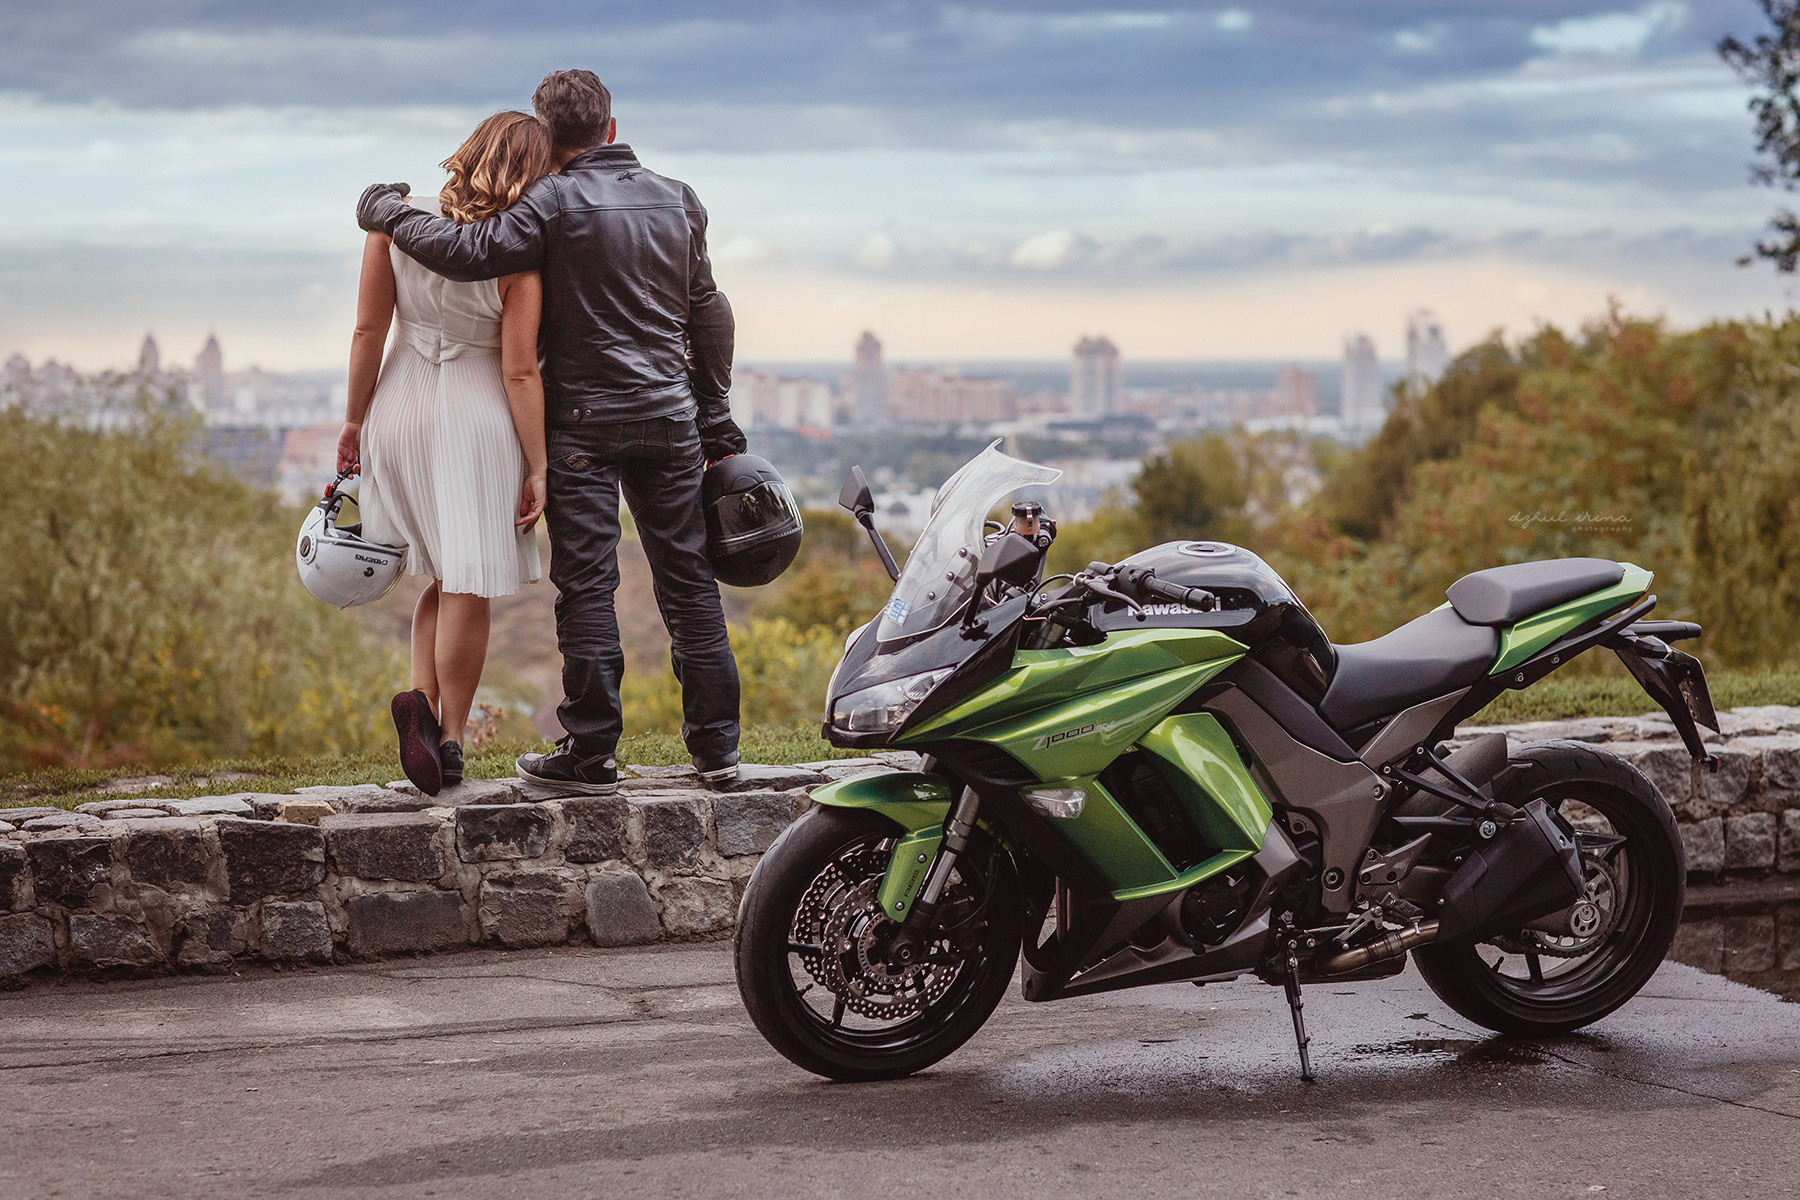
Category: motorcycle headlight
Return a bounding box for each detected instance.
[831,667,955,735]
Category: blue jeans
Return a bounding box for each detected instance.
[545,414,740,759]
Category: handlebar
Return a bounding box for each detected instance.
[1118,565,1218,612]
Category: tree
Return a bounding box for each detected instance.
[1721,1,1800,270]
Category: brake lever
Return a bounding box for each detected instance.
[1075,571,1143,615]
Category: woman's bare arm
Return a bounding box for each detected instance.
[337,233,396,475]
[498,270,548,531]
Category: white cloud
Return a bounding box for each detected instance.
[850,233,895,270]
[1530,2,1686,58]
[1215,10,1252,33]
[1010,229,1080,269]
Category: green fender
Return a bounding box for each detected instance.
[809,771,953,919]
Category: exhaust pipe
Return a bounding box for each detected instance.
[1317,919,1439,975]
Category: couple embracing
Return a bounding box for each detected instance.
[340,69,746,796]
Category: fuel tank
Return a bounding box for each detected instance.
[1092,541,1337,704]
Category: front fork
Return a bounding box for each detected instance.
[887,787,982,967]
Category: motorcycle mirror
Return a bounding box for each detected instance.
[975,532,1040,592]
[838,465,875,518]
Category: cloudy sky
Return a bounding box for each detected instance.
[1,1,1793,371]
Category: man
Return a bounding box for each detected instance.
[356,69,746,791]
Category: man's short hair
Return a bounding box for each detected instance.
[533,69,612,157]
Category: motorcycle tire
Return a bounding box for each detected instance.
[1413,739,1685,1035]
[734,805,1023,1082]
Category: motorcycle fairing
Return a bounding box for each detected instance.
[1490,563,1653,672]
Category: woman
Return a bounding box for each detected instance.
[335,111,551,795]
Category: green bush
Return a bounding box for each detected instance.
[0,401,403,770]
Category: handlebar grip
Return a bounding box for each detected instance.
[1142,575,1218,612]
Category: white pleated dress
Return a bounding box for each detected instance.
[360,244,542,598]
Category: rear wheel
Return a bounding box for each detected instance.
[1413,739,1684,1034]
[734,806,1023,1081]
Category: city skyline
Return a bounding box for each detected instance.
[1,3,1794,372]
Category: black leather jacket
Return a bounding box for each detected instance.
[361,145,733,429]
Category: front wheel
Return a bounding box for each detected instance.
[1413,739,1685,1035]
[734,806,1023,1081]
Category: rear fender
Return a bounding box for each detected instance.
[809,771,953,920]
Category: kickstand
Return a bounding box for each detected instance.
[1282,961,1315,1082]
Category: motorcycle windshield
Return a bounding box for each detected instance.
[875,441,1061,643]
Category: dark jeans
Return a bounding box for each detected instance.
[546,415,740,760]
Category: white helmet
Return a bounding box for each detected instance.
[296,473,406,608]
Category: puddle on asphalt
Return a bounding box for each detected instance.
[1669,900,1800,1000]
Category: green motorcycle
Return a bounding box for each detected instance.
[735,443,1714,1081]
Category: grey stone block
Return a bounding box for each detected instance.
[76,798,175,818]
[22,812,101,831]
[178,910,247,966]
[871,751,926,772]
[0,913,55,976]
[627,764,699,780]
[585,873,661,946]
[341,791,436,814]
[634,797,706,868]
[563,796,627,864]
[1732,705,1800,733]
[711,765,825,794]
[321,813,444,882]
[216,819,326,903]
[714,791,792,857]
[26,837,113,907]
[0,844,27,910]
[295,785,393,813]
[389,777,523,806]
[68,914,163,968]
[166,796,253,818]
[478,879,570,948]
[0,807,65,825]
[125,822,211,890]
[1743,736,1800,809]
[619,776,701,794]
[1680,818,1724,874]
[346,891,468,956]
[106,809,169,820]
[455,804,552,862]
[1726,812,1777,870]
[1781,810,1800,874]
[259,900,333,962]
[1701,747,1756,817]
[655,877,736,936]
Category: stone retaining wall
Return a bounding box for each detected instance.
[4,706,1800,983]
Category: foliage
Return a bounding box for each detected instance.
[1720,0,1800,270]
[749,508,897,634]
[0,402,403,771]
[621,617,846,735]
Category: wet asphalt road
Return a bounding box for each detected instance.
[3,945,1798,1200]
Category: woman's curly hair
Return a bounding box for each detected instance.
[438,112,553,225]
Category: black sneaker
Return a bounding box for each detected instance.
[693,749,740,786]
[439,740,464,787]
[516,739,618,795]
[391,690,443,796]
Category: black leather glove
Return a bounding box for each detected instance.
[356,182,412,234]
[699,417,748,463]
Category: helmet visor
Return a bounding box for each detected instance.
[711,480,803,550]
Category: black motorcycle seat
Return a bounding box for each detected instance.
[1445,558,1624,626]
[1320,607,1500,732]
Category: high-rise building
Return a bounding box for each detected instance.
[1070,336,1121,416]
[851,331,884,425]
[196,334,225,407]
[886,367,1017,424]
[1273,365,1317,418]
[1342,333,1382,427]
[1405,309,1449,395]
[138,333,160,375]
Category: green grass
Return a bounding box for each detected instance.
[7,671,1795,816]
[1466,669,1800,726]
[0,724,864,814]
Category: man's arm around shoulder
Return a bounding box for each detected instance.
[356,177,560,283]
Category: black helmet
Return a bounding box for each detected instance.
[702,453,804,587]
